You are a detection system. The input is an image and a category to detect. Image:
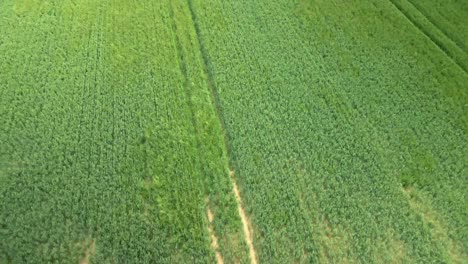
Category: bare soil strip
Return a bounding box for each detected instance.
[230,170,258,264]
[80,240,95,264]
[206,203,224,264]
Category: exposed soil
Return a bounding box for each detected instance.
[230,170,258,264]
[206,202,224,264]
[80,240,95,264]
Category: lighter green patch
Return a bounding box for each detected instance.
[402,187,466,263]
[317,217,357,264]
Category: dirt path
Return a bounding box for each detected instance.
[230,170,258,264]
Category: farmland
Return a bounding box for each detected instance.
[1,0,467,263]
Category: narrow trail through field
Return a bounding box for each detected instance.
[230,170,258,264]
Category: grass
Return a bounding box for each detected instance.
[0,0,467,263]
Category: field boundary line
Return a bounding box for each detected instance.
[185,1,259,263]
[389,0,467,73]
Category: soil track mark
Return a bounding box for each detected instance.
[230,170,258,264]
[79,240,95,264]
[185,0,233,156]
[206,201,224,264]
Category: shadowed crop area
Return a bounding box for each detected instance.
[0,0,466,263]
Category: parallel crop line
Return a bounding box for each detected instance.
[67,2,95,201]
[389,0,467,73]
[84,4,104,219]
[108,0,116,178]
[206,201,224,264]
[168,2,201,158]
[168,1,205,181]
[168,0,208,245]
[101,0,112,182]
[185,1,259,263]
[94,3,105,168]
[407,0,467,53]
[185,0,233,157]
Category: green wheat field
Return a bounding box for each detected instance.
[0,0,467,263]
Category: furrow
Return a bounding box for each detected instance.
[389,0,467,73]
[185,1,259,262]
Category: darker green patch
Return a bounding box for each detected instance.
[399,148,437,188]
[400,169,426,189]
[397,129,438,189]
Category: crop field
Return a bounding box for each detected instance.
[0,0,466,263]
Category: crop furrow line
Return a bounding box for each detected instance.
[389,0,467,73]
[407,0,467,54]
[100,0,112,178]
[168,3,199,146]
[62,3,93,188]
[109,0,116,177]
[168,1,208,218]
[169,1,210,235]
[185,0,234,158]
[77,25,94,143]
[85,4,105,214]
[148,1,160,120]
[168,1,205,175]
[33,0,62,164]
